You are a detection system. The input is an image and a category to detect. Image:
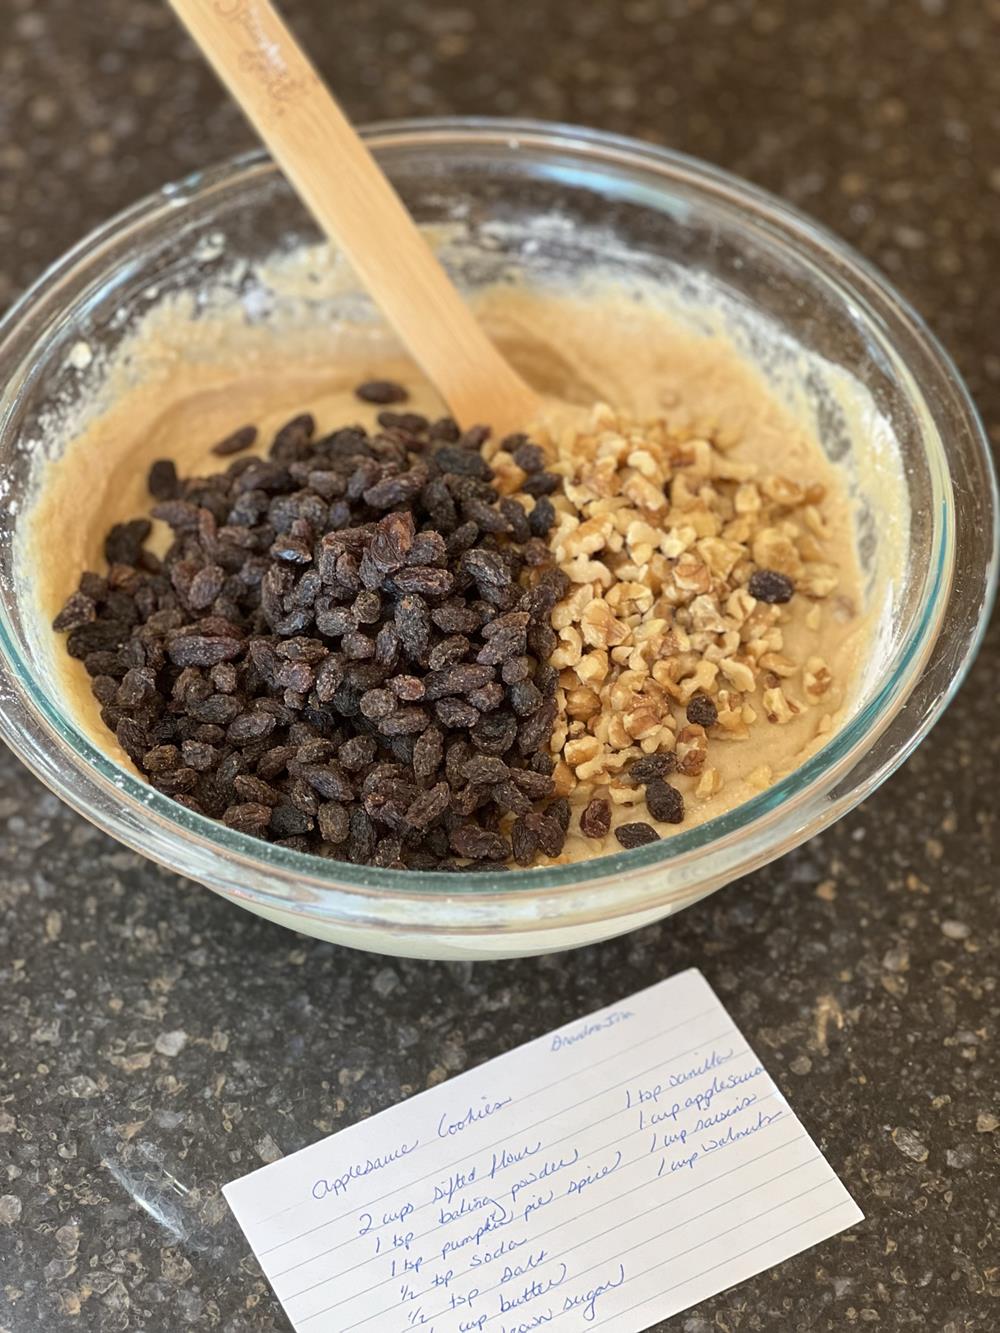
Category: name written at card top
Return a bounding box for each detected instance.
[224,969,862,1332]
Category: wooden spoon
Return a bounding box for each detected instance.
[167,0,540,436]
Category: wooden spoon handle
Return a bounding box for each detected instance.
[167,0,539,434]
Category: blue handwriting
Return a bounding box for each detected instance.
[701,1107,782,1155]
[566,1151,622,1197]
[561,1262,626,1322]
[522,1189,555,1224]
[659,1151,699,1176]
[648,1127,687,1154]
[310,1138,418,1201]
[441,1199,512,1262]
[625,1049,735,1111]
[499,1264,567,1314]
[438,1098,512,1139]
[499,1311,553,1333]
[499,1249,548,1286]
[434,1165,477,1209]
[490,1141,543,1180]
[551,1010,634,1052]
[636,1065,765,1129]
[694,1093,757,1134]
[470,1236,525,1269]
[439,1193,497,1227]
[510,1150,580,1207]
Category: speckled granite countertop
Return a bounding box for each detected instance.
[1,1,998,1329]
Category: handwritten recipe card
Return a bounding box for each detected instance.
[224,970,861,1332]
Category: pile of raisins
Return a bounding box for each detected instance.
[53,384,572,871]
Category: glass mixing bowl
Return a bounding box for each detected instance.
[0,119,995,959]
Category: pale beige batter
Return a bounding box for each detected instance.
[29,280,871,861]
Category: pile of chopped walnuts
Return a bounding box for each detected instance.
[490,403,844,837]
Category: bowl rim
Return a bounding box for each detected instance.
[0,116,996,937]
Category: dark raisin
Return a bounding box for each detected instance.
[188,564,226,610]
[300,765,354,803]
[412,725,444,781]
[520,472,561,498]
[615,822,661,848]
[472,710,519,755]
[79,572,108,602]
[548,796,571,833]
[527,622,557,659]
[270,414,315,461]
[528,496,556,537]
[429,417,461,442]
[142,744,181,774]
[393,566,454,598]
[510,769,554,799]
[405,782,451,828]
[355,379,409,404]
[270,803,315,837]
[645,778,685,825]
[148,459,179,500]
[116,666,156,708]
[463,549,511,594]
[116,717,149,760]
[628,752,678,784]
[211,662,238,693]
[495,781,531,815]
[181,740,219,772]
[52,592,97,633]
[360,688,396,720]
[104,519,151,566]
[428,599,477,635]
[212,425,258,457]
[435,697,480,729]
[395,594,431,663]
[477,626,527,667]
[748,569,795,604]
[348,807,377,863]
[516,700,557,755]
[580,798,612,839]
[227,712,278,744]
[467,682,504,712]
[434,446,494,480]
[168,635,243,668]
[686,695,718,728]
[379,707,431,735]
[425,664,494,699]
[526,812,565,858]
[90,674,119,706]
[449,825,509,861]
[510,818,538,866]
[508,680,543,718]
[342,630,375,659]
[57,384,584,871]
[307,656,340,703]
[338,734,377,770]
[428,636,470,670]
[463,755,509,785]
[388,674,425,702]
[233,774,281,805]
[318,801,350,843]
[153,767,199,795]
[223,802,272,833]
[512,442,546,474]
[407,531,447,567]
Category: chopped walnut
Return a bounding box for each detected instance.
[521,403,851,839]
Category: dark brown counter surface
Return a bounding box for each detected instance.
[1,1,997,1329]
